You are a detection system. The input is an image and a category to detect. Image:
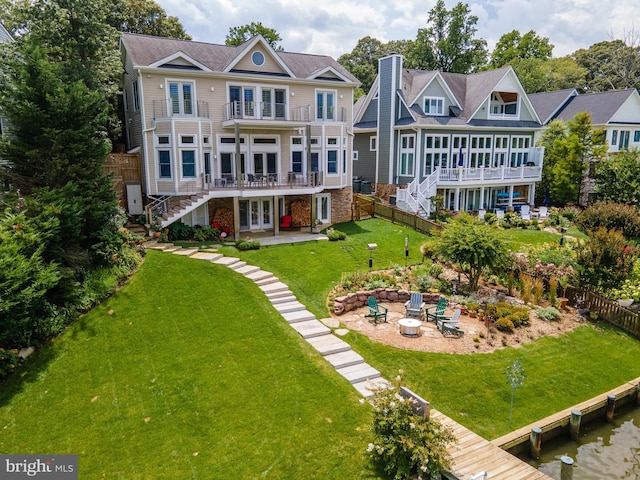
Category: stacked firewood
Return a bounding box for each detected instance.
[290,200,311,227]
[213,207,234,231]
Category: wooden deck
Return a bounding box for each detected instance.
[431,409,553,480]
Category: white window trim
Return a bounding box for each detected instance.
[353,151,359,161]
[398,134,416,176]
[315,88,338,122]
[424,96,445,116]
[157,149,172,180]
[180,149,198,180]
[370,136,377,151]
[317,193,331,223]
[166,79,196,117]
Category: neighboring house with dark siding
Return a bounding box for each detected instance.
[353,54,545,216]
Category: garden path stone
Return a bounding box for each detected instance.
[319,317,340,328]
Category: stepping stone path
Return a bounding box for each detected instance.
[146,241,388,397]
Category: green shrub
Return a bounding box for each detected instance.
[495,317,515,332]
[168,222,193,241]
[368,375,454,479]
[576,201,640,239]
[193,226,220,242]
[537,306,561,321]
[0,348,21,382]
[327,230,347,241]
[236,240,261,251]
[484,212,496,224]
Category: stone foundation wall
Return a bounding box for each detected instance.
[331,187,353,224]
[333,289,443,315]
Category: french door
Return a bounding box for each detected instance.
[239,199,273,230]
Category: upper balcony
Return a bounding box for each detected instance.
[152,100,210,120]
[435,147,544,185]
[222,101,347,128]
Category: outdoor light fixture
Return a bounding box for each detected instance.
[367,243,377,270]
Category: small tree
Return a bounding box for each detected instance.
[225,22,282,50]
[504,360,526,428]
[434,212,509,290]
[368,375,455,479]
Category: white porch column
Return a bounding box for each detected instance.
[480,186,486,209]
[508,185,514,207]
[528,184,536,205]
[454,188,461,211]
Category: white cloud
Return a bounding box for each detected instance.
[156,0,636,60]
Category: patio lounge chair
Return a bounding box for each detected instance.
[520,204,531,221]
[425,297,447,323]
[436,309,464,337]
[404,292,426,319]
[279,215,293,231]
[538,206,548,219]
[365,296,388,324]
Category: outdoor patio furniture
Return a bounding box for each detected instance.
[404,292,426,319]
[425,297,447,323]
[520,204,531,220]
[436,309,464,337]
[279,215,293,230]
[365,296,388,324]
[538,206,548,219]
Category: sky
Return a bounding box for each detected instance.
[155,0,636,60]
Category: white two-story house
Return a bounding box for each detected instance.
[353,54,545,216]
[120,33,358,238]
[529,87,640,204]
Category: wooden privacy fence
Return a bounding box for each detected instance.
[565,286,640,339]
[104,153,141,209]
[352,194,442,236]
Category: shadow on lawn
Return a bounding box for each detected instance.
[0,314,98,408]
[333,220,375,236]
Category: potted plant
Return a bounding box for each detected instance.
[312,218,323,233]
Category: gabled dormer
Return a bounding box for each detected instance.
[149,52,210,72]
[409,72,461,117]
[489,91,518,117]
[224,36,294,78]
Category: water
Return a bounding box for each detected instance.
[524,404,640,479]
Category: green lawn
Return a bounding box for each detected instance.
[2,218,639,478]
[0,252,379,479]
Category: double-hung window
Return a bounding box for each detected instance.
[316,91,335,121]
[424,97,444,115]
[181,150,196,178]
[158,151,171,178]
[327,137,338,173]
[399,134,415,176]
[169,81,194,116]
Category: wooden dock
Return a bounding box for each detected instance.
[431,408,553,480]
[492,377,640,453]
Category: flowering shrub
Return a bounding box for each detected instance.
[512,242,577,283]
[609,258,640,301]
[576,201,640,239]
[368,374,455,479]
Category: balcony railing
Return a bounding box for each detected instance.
[203,171,324,190]
[224,101,305,122]
[437,164,542,183]
[152,100,210,119]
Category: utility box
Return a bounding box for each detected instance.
[126,182,143,215]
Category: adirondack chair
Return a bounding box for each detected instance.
[404,292,426,319]
[365,296,388,324]
[437,309,464,337]
[520,204,531,221]
[425,297,447,323]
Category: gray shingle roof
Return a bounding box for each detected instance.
[0,23,13,43]
[528,89,577,124]
[120,33,358,83]
[550,89,637,125]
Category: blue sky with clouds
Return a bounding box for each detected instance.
[155,0,636,60]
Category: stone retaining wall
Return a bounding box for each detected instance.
[333,289,443,315]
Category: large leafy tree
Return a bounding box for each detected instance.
[338,36,408,95]
[537,113,607,206]
[0,0,121,262]
[108,0,191,39]
[593,150,640,206]
[434,213,509,291]
[572,38,640,92]
[405,0,487,73]
[489,30,553,69]
[226,22,282,50]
